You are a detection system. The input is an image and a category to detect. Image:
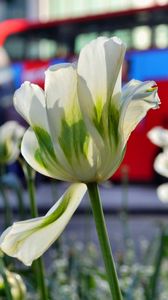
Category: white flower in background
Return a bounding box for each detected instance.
[150,145,168,204]
[153,150,168,204]
[0,121,25,164]
[157,183,168,203]
[0,37,160,265]
[147,126,168,148]
[154,150,168,178]
[148,127,168,204]
[1,270,26,300]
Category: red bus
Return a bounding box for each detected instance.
[0,4,168,182]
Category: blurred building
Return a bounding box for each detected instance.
[0,0,26,19]
[1,0,168,50]
[0,0,168,20]
[36,0,168,20]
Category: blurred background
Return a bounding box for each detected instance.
[0,1,168,299]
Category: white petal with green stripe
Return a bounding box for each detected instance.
[0,183,87,266]
[21,127,78,181]
[45,64,99,181]
[77,37,126,142]
[13,81,60,171]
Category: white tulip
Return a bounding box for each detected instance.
[157,183,168,203]
[13,37,160,183]
[0,37,160,265]
[148,126,168,148]
[0,121,24,164]
[154,150,168,178]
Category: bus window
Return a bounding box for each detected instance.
[4,30,70,61]
[132,26,152,49]
[4,34,26,61]
[75,30,133,54]
[26,38,58,60]
[113,29,132,49]
[154,24,168,48]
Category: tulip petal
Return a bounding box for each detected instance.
[13,81,48,129]
[147,126,168,148]
[77,37,126,140]
[45,64,85,163]
[21,127,77,181]
[45,64,100,181]
[0,183,87,266]
[13,82,65,173]
[154,150,168,178]
[120,80,160,147]
[45,64,79,137]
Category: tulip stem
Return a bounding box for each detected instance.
[25,164,48,300]
[0,181,12,228]
[0,166,12,228]
[87,182,123,300]
[0,256,13,300]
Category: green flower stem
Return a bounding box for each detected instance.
[120,166,130,263]
[148,230,165,300]
[25,164,48,300]
[0,166,12,228]
[0,181,12,228]
[87,182,123,300]
[15,185,25,219]
[0,256,13,300]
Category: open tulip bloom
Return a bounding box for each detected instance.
[0,36,160,298]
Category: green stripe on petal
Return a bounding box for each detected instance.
[22,128,76,181]
[34,148,47,168]
[92,97,105,137]
[21,127,54,178]
[108,101,120,146]
[77,37,126,147]
[58,119,90,163]
[0,183,87,266]
[92,96,120,147]
[42,186,73,226]
[33,126,57,162]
